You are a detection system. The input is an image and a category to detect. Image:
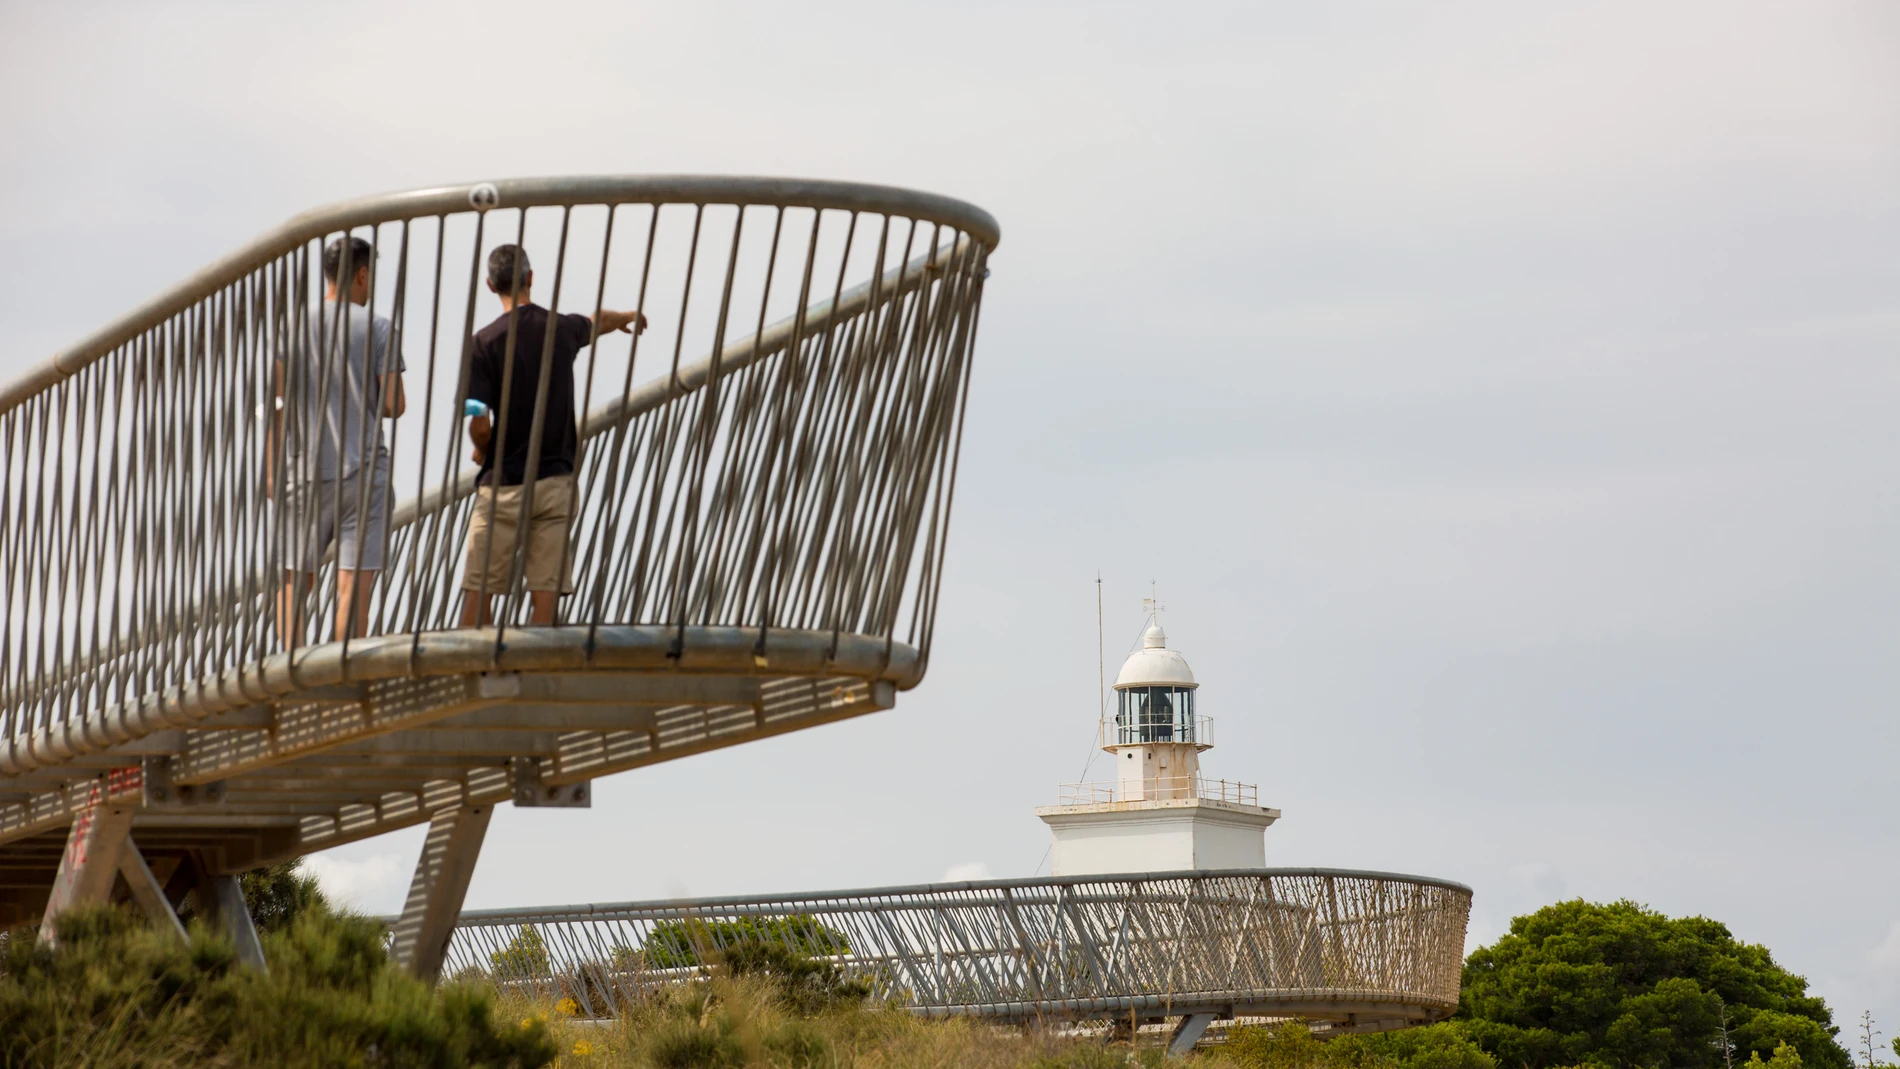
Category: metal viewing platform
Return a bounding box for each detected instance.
[0,175,997,977]
[436,868,1472,1050]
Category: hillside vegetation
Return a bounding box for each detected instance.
[1,890,1885,1069]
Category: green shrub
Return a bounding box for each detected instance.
[1213,1020,1331,1069]
[1335,1022,1496,1069]
[642,915,851,969]
[720,938,872,1014]
[0,904,556,1069]
[1213,1020,1493,1069]
[491,924,554,977]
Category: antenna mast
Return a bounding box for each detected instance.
[1096,573,1105,721]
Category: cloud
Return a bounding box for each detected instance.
[303,853,408,913]
[941,862,992,883]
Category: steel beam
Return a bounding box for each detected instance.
[195,872,268,972]
[169,676,490,785]
[1168,1012,1219,1055]
[389,803,494,982]
[501,674,762,706]
[119,840,188,943]
[428,704,665,732]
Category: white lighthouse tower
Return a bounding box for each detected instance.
[1035,613,1279,876]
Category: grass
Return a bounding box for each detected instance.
[505,977,1180,1069]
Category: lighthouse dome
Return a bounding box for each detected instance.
[1113,623,1197,689]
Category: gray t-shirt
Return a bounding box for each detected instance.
[286,299,404,481]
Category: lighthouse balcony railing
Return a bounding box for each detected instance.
[1098,714,1214,749]
[1056,775,1258,808]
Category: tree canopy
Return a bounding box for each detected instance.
[1456,899,1849,1069]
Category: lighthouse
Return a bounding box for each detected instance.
[1035,615,1279,876]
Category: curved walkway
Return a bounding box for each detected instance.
[441,868,1472,1041]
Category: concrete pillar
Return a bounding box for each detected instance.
[118,840,187,944]
[389,803,492,981]
[37,784,137,948]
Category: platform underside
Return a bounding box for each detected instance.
[0,625,912,926]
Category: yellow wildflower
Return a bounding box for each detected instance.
[572,1040,596,1057]
[555,997,580,1017]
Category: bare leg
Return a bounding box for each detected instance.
[277,572,312,650]
[335,569,379,642]
[458,591,555,626]
[460,591,492,628]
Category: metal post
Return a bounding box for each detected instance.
[389,802,492,981]
[198,872,268,972]
[117,839,187,944]
[1167,1012,1218,1056]
[37,782,137,947]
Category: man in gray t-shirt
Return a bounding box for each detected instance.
[272,236,407,646]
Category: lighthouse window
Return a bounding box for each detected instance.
[1115,686,1197,744]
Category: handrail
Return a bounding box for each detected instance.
[445,868,1478,919]
[0,176,999,416]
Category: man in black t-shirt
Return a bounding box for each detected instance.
[460,244,645,626]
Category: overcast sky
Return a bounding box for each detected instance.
[4,0,1897,1034]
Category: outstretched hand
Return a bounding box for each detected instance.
[596,309,648,336]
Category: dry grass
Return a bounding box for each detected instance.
[503,978,1179,1069]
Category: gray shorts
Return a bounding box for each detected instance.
[284,467,392,572]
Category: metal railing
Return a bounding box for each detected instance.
[1056,776,1259,807]
[0,176,997,775]
[1101,714,1214,749]
[436,869,1471,1026]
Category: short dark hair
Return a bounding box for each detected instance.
[322,236,375,283]
[488,245,532,293]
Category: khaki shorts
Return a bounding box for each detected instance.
[462,474,577,594]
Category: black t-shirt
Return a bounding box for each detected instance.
[466,304,593,487]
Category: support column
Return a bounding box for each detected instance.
[1167,1012,1218,1056]
[389,803,493,981]
[37,782,138,948]
[176,853,267,971]
[118,840,187,944]
[204,874,268,972]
